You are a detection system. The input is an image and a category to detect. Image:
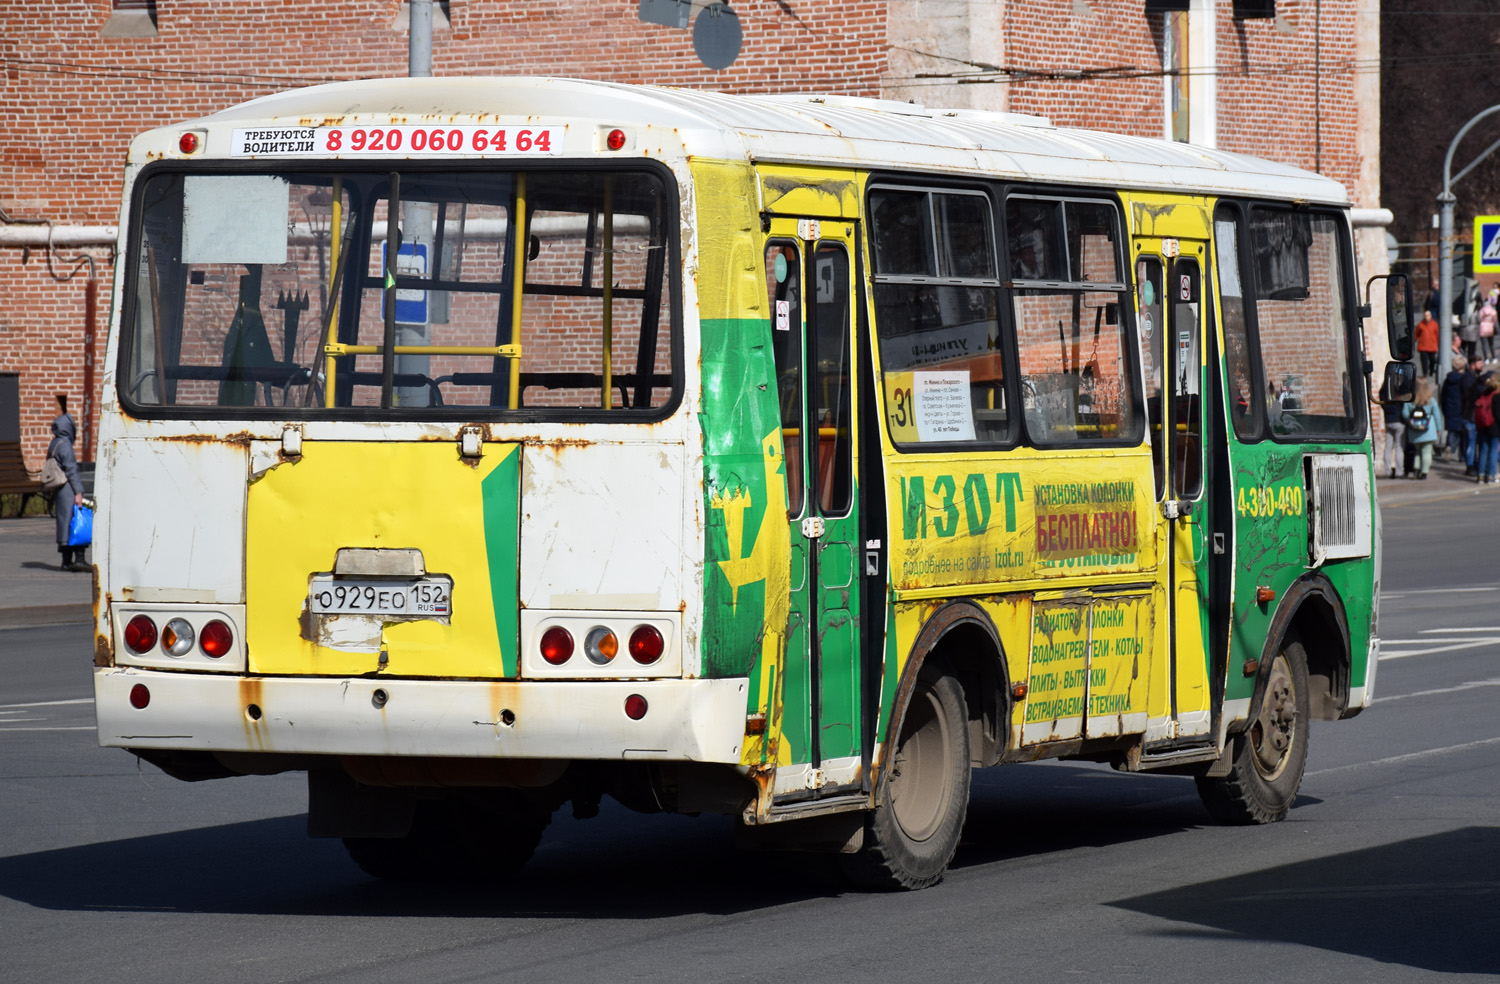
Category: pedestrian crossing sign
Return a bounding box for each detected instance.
[1475,216,1500,273]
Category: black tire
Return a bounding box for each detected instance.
[1196,638,1311,825]
[841,660,970,891]
[343,793,551,882]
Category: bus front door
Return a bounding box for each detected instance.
[1138,240,1215,744]
[764,218,863,797]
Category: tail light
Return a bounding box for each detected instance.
[200,620,233,658]
[628,625,664,664]
[129,684,150,709]
[161,618,195,657]
[624,694,648,720]
[584,626,619,665]
[124,615,157,654]
[540,626,574,665]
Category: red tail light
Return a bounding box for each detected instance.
[628,625,664,664]
[129,684,150,709]
[124,615,157,654]
[200,620,233,658]
[540,626,574,665]
[624,694,648,720]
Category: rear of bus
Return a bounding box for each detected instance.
[92,81,748,866]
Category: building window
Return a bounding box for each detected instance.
[1159,0,1216,147]
[103,0,158,38]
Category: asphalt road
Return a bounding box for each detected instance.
[1,496,1498,983]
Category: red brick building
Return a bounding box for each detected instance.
[0,0,1382,469]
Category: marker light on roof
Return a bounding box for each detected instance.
[606,128,627,151]
[178,132,199,154]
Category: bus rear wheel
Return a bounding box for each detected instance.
[841,660,970,891]
[1196,638,1311,825]
[343,793,551,881]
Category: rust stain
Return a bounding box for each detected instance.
[157,431,258,447]
[239,677,266,750]
[95,588,114,667]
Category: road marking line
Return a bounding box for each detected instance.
[1375,678,1500,703]
[0,726,96,732]
[0,698,93,709]
[1380,586,1499,598]
[1421,627,1500,633]
[1309,736,1500,777]
[1380,640,1500,659]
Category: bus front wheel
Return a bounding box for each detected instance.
[1196,638,1311,825]
[842,660,970,890]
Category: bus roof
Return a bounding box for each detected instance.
[142,76,1349,206]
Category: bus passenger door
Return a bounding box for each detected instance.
[1138,242,1214,744]
[764,219,862,796]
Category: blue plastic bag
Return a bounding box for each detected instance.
[67,503,93,547]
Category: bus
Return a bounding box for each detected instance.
[94,77,1415,890]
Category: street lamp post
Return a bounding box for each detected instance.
[1439,105,1500,373]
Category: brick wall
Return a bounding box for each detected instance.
[1,0,1366,468]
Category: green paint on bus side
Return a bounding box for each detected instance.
[700,316,783,680]
[480,444,522,678]
[1226,439,1374,703]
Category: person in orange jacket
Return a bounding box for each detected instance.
[1415,309,1440,376]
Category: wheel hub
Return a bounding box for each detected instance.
[1250,655,1297,779]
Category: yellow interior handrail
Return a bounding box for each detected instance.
[325,343,521,358]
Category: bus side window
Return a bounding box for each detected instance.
[1214,210,1261,440]
[766,241,805,518]
[1009,196,1139,446]
[1137,255,1165,498]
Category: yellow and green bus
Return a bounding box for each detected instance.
[95,77,1414,889]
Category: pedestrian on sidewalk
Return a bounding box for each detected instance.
[1416,309,1441,377]
[1380,380,1407,479]
[1441,355,1472,464]
[45,410,87,571]
[1460,300,1481,363]
[1474,376,1500,484]
[1480,295,1497,362]
[1403,377,1443,479]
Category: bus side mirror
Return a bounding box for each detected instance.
[1383,361,1416,403]
[1384,272,1415,361]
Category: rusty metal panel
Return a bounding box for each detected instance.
[105,436,248,605]
[518,441,688,614]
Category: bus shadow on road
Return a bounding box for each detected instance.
[1108,826,1500,974]
[954,763,1216,867]
[0,806,850,918]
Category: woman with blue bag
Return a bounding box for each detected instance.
[45,409,89,572]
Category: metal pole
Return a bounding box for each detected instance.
[1439,104,1500,376]
[409,0,432,78]
[1440,192,1454,376]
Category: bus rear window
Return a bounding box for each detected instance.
[120,166,677,417]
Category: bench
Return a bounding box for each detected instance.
[0,441,42,517]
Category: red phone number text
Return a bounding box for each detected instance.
[316,126,562,155]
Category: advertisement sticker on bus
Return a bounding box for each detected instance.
[231,125,565,157]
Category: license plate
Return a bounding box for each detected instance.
[308,575,452,617]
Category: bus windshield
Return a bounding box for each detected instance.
[120,166,676,416]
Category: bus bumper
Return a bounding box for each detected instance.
[95,669,748,764]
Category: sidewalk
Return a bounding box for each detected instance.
[0,517,93,630]
[1374,445,1500,508]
